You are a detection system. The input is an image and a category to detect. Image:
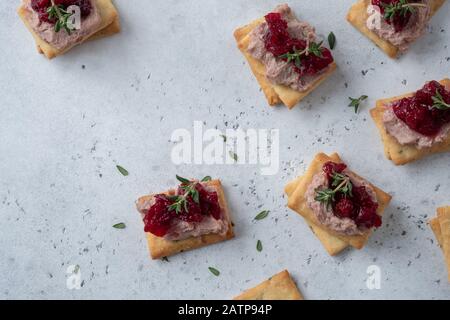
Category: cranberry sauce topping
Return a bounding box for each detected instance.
[321,162,381,229]
[31,0,92,24]
[143,180,222,237]
[392,81,450,137]
[263,12,334,77]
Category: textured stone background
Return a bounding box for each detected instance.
[0,0,449,299]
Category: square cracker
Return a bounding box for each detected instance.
[437,206,450,281]
[286,153,392,250]
[370,79,450,165]
[233,17,337,109]
[136,180,234,260]
[347,0,446,58]
[18,0,119,59]
[234,270,303,300]
[285,153,349,256]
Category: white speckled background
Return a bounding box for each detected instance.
[0,0,449,300]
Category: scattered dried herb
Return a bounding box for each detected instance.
[254,210,270,220]
[328,32,336,50]
[116,165,129,176]
[113,223,126,229]
[256,240,263,252]
[208,267,220,276]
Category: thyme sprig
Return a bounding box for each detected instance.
[168,175,200,214]
[331,172,353,196]
[315,172,353,209]
[348,95,368,113]
[47,0,75,34]
[382,0,427,21]
[431,90,450,110]
[278,41,324,68]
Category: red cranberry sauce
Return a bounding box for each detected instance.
[392,81,450,137]
[371,0,416,32]
[143,182,222,237]
[31,0,92,24]
[322,162,381,229]
[263,12,334,76]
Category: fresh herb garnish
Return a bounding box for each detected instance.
[279,48,303,68]
[47,0,75,34]
[175,175,190,184]
[308,41,323,57]
[116,165,129,176]
[331,172,353,196]
[220,135,227,142]
[315,189,336,209]
[328,32,336,50]
[382,0,427,22]
[348,95,368,113]
[256,240,263,252]
[113,222,126,229]
[431,90,450,110]
[278,41,324,67]
[229,151,238,162]
[315,172,353,209]
[201,176,212,182]
[208,267,220,276]
[168,175,200,214]
[254,210,270,221]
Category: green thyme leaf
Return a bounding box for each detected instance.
[208,267,220,276]
[229,151,238,162]
[328,32,336,50]
[201,176,212,182]
[432,90,450,110]
[191,188,200,203]
[256,240,263,252]
[55,21,62,32]
[116,165,129,176]
[176,175,190,184]
[113,222,126,229]
[254,210,270,220]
